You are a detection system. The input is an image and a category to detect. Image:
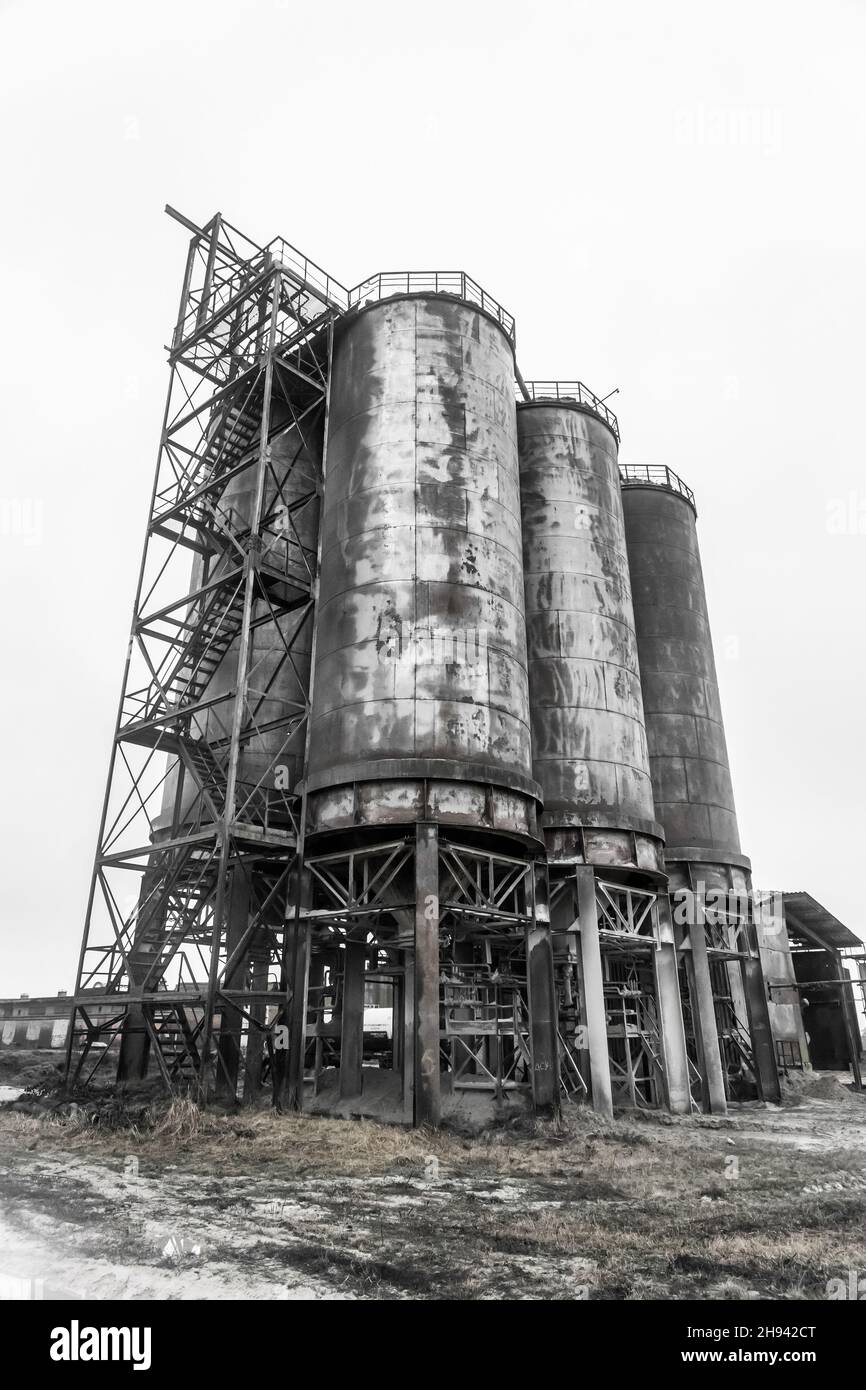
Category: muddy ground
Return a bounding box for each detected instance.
[1,1059,865,1301]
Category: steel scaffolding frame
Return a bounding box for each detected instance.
[675,891,781,1108]
[549,869,692,1114]
[66,209,346,1099]
[281,831,555,1122]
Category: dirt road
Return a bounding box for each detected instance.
[1,1075,865,1300]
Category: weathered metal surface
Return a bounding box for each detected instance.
[307,295,538,829]
[621,482,743,865]
[157,405,321,829]
[574,866,614,1117]
[306,776,536,839]
[201,408,319,795]
[517,402,661,867]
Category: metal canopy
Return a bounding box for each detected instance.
[783,892,863,953]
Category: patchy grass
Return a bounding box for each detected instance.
[1,1072,865,1299]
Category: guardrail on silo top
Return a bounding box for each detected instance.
[348,271,516,345]
[619,463,696,512]
[516,380,620,442]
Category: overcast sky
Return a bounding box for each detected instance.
[0,0,864,995]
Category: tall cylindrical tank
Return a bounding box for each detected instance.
[620,469,750,893]
[196,404,320,804]
[156,399,321,830]
[306,294,539,840]
[517,390,663,873]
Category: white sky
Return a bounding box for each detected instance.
[0,0,864,995]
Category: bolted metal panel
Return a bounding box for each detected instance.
[621,481,743,865]
[307,294,538,825]
[517,402,661,865]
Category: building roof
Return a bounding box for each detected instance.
[783,892,863,952]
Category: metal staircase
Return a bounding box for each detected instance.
[68,208,345,1099]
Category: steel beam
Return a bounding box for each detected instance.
[282,867,312,1112]
[575,867,613,1118]
[339,942,366,1099]
[526,863,559,1114]
[215,867,250,1100]
[653,894,692,1115]
[741,924,782,1102]
[414,823,441,1128]
[685,912,728,1114]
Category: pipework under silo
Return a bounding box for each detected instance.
[621,468,780,1107]
[300,287,556,1126]
[517,387,690,1117]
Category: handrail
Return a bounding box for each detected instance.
[619,463,696,512]
[260,237,350,313]
[347,271,516,344]
[516,380,620,441]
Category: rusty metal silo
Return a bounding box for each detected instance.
[620,470,744,881]
[300,284,556,1128]
[517,388,688,1119]
[306,292,538,837]
[517,387,662,873]
[621,467,779,1106]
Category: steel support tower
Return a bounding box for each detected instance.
[67,209,346,1098]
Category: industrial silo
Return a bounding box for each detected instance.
[517,389,689,1116]
[302,288,555,1124]
[621,469,779,1105]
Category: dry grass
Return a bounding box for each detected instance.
[2,1072,865,1299]
[3,1067,861,1295]
[0,1094,648,1178]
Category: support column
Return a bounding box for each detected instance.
[575,866,613,1119]
[685,911,728,1115]
[402,950,416,1124]
[244,942,269,1102]
[339,942,366,1099]
[741,923,782,1102]
[414,823,441,1128]
[116,1006,151,1084]
[216,866,250,1101]
[526,863,559,1114]
[838,962,863,1091]
[552,879,589,1090]
[653,894,692,1115]
[281,866,311,1111]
